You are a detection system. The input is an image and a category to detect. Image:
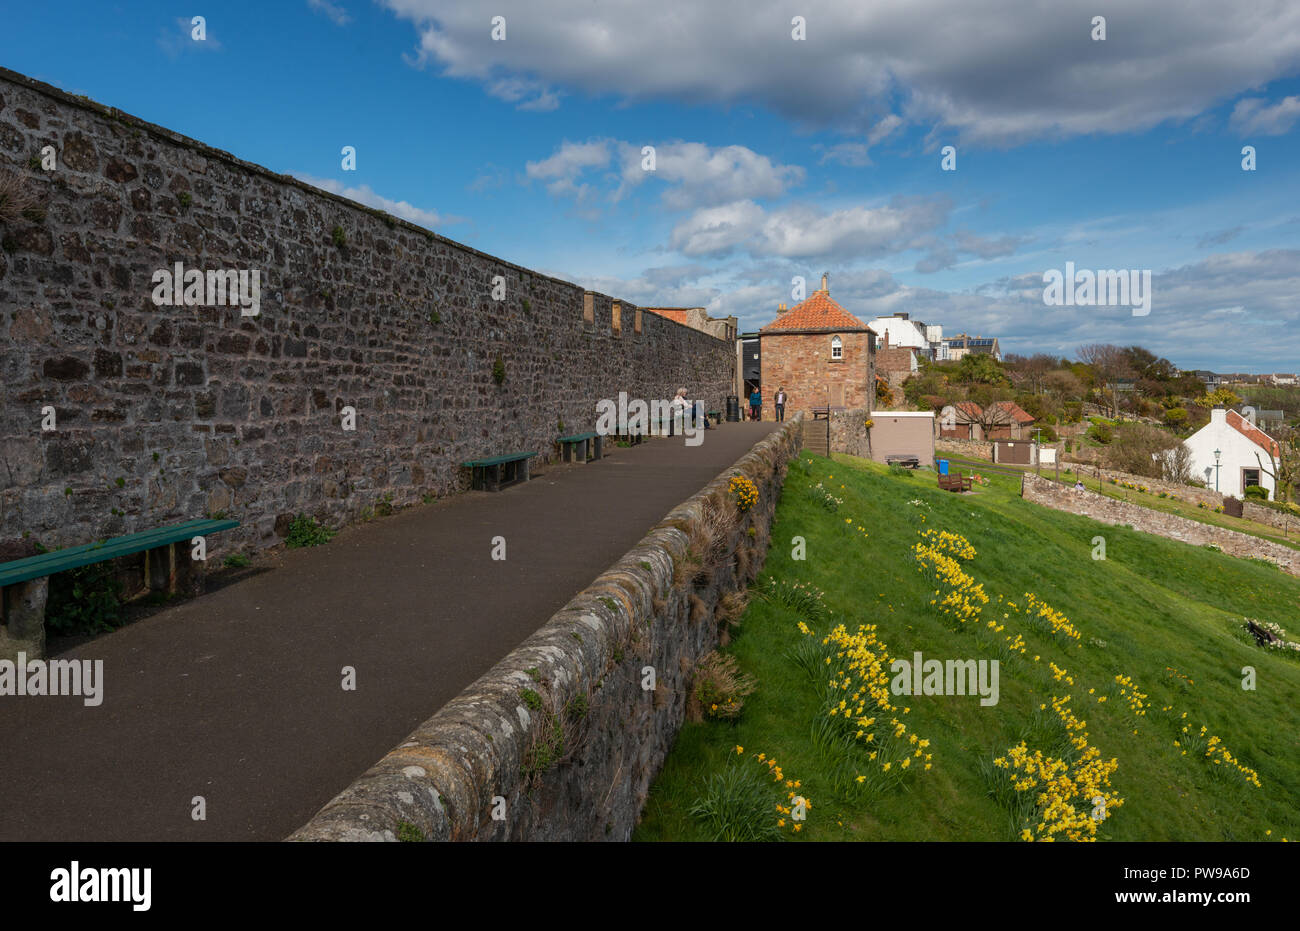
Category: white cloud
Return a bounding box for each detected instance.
[523,139,803,209]
[157,17,222,58]
[291,174,459,229]
[524,140,612,201]
[669,197,951,259]
[1229,96,1300,136]
[380,0,1300,144]
[616,142,804,208]
[307,0,351,26]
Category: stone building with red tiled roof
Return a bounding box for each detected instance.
[757,275,876,417]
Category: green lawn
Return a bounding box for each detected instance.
[943,453,1300,552]
[635,453,1300,842]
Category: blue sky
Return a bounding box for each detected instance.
[2,0,1298,370]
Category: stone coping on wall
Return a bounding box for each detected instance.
[290,416,803,842]
[1021,472,1300,577]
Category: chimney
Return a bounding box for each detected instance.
[820,273,828,292]
[1211,407,1227,424]
[777,302,787,314]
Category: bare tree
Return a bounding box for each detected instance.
[1076,344,1132,418]
[1252,425,1298,503]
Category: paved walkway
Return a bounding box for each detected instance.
[0,423,777,841]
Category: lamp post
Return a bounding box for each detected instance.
[1214,448,1221,493]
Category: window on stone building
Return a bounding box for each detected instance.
[612,301,622,336]
[831,335,843,361]
[583,292,594,325]
[634,309,642,334]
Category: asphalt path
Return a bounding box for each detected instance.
[0,422,777,841]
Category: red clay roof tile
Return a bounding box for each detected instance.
[759,290,870,333]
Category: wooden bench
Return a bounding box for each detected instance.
[0,518,239,660]
[938,473,972,492]
[812,407,830,421]
[558,432,603,463]
[886,454,920,469]
[462,452,537,491]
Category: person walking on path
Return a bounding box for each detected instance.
[749,387,762,421]
[774,387,787,422]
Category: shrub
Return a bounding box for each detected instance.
[1244,484,1268,501]
[223,552,251,569]
[690,651,757,721]
[285,513,335,548]
[45,561,124,636]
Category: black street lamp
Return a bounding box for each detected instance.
[1214,448,1221,493]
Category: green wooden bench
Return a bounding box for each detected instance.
[558,431,603,463]
[0,518,239,661]
[462,452,537,492]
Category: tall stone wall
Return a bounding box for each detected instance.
[1021,473,1300,577]
[292,419,802,841]
[0,67,734,554]
[830,407,871,459]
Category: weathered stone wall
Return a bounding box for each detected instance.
[0,67,734,556]
[291,418,802,841]
[1021,473,1300,577]
[936,436,993,460]
[1058,462,1224,508]
[830,407,871,459]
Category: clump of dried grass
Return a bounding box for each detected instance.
[0,169,39,226]
[687,651,757,722]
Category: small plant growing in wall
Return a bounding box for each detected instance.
[492,354,506,385]
[177,191,192,213]
[285,513,336,548]
[521,297,532,314]
[428,309,441,325]
[0,168,40,226]
[331,225,347,248]
[729,475,759,512]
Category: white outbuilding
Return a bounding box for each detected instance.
[1183,408,1280,499]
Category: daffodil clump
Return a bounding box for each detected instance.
[738,747,813,835]
[1173,722,1262,787]
[1113,674,1148,719]
[807,481,844,512]
[804,622,935,787]
[1021,592,1082,642]
[729,474,759,512]
[914,531,989,629]
[993,694,1124,842]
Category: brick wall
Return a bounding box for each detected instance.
[0,67,734,556]
[759,330,874,416]
[1021,473,1300,577]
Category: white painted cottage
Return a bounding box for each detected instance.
[1183,408,1280,499]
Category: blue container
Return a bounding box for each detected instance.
[937,459,949,476]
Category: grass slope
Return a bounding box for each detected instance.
[636,454,1300,842]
